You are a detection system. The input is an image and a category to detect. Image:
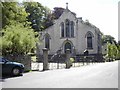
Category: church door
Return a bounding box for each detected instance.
[64,42,72,53]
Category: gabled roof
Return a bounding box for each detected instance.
[44,7,76,29]
[45,6,100,32]
[52,7,76,20]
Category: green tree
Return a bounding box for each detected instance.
[111,44,118,59]
[116,44,120,59]
[107,43,112,59]
[24,2,51,31]
[101,35,117,45]
[1,23,37,56]
[107,43,118,61]
[2,2,29,28]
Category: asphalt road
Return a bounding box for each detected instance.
[1,61,118,88]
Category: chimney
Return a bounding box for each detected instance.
[66,2,68,10]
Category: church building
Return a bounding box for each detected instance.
[38,3,102,60]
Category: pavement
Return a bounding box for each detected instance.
[0,61,118,88]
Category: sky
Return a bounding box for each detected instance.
[21,0,119,41]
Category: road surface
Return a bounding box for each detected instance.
[1,61,118,88]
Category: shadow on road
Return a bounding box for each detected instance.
[0,74,23,82]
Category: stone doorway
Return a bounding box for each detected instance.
[64,42,72,53]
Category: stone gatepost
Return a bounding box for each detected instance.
[42,48,49,71]
[65,49,71,69]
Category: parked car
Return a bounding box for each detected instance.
[0,57,24,76]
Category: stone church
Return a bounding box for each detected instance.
[37,3,102,61]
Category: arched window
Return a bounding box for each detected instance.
[65,19,70,37]
[61,22,64,37]
[86,32,93,49]
[45,34,50,49]
[64,42,72,53]
[71,21,74,37]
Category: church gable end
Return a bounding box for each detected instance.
[39,3,102,60]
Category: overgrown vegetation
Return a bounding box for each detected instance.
[102,35,120,61]
[1,23,37,56]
